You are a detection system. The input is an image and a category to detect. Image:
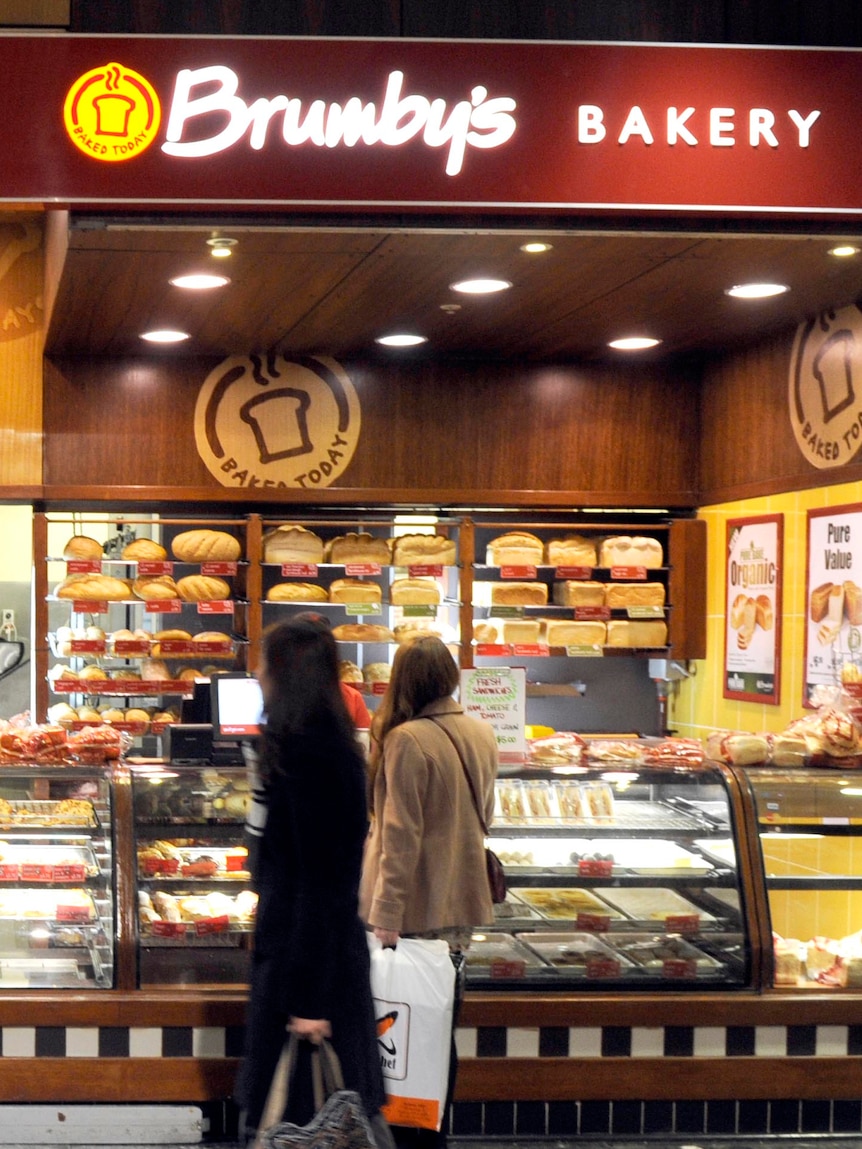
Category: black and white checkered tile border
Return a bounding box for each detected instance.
[0,1024,860,1058]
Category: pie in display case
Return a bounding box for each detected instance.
[0,767,114,988]
[472,755,750,989]
[131,762,256,986]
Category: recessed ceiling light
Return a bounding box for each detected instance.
[520,242,553,254]
[375,333,428,347]
[450,278,512,294]
[608,336,661,351]
[169,273,230,290]
[140,329,191,343]
[829,244,861,258]
[725,282,789,299]
[206,236,237,258]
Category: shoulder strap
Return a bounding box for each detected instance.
[421,716,489,835]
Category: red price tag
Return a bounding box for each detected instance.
[201,561,237,576]
[70,639,106,654]
[137,561,174,575]
[344,563,381,576]
[665,914,700,935]
[225,854,247,872]
[193,641,232,654]
[72,600,108,613]
[407,564,443,577]
[512,644,548,657]
[56,904,91,922]
[280,563,318,577]
[371,682,388,695]
[21,864,55,882]
[198,600,234,614]
[146,600,182,613]
[0,863,20,880]
[577,912,612,932]
[142,856,179,875]
[475,643,509,656]
[113,640,150,655]
[194,915,231,936]
[578,858,614,878]
[152,919,186,938]
[66,560,101,574]
[50,864,86,883]
[574,606,610,620]
[586,957,621,978]
[52,679,77,693]
[490,958,527,978]
[500,565,537,578]
[610,565,648,580]
[158,640,194,654]
[662,959,698,979]
[555,566,593,579]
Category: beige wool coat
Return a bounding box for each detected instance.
[359,697,499,934]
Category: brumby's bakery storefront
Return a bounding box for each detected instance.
[3,33,862,1142]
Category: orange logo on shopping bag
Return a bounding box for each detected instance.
[375,999,410,1081]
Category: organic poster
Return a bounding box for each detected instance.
[804,504,862,704]
[724,515,782,704]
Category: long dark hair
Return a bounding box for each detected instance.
[258,614,356,776]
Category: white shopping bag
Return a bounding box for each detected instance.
[367,934,456,1131]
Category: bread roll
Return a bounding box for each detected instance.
[546,535,597,567]
[263,525,324,564]
[122,538,168,561]
[755,593,774,630]
[605,620,668,647]
[390,577,442,605]
[78,665,108,681]
[604,582,666,608]
[76,705,101,722]
[176,575,231,602]
[171,529,241,563]
[338,660,363,683]
[124,708,151,724]
[154,629,193,642]
[600,536,664,568]
[810,582,833,623]
[133,574,179,601]
[329,578,383,604]
[192,631,233,646]
[391,534,457,566]
[177,668,203,681]
[502,619,541,643]
[542,619,607,645]
[63,535,103,561]
[552,580,605,607]
[325,532,391,564]
[266,582,327,602]
[473,620,501,643]
[490,581,548,606]
[332,623,394,642]
[141,659,171,681]
[363,662,392,684]
[845,581,862,625]
[56,573,132,601]
[485,532,544,566]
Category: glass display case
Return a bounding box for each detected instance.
[131,762,255,987]
[471,758,750,989]
[0,767,114,988]
[747,766,862,989]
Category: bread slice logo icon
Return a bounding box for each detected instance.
[63,62,161,162]
[789,303,862,469]
[194,353,360,490]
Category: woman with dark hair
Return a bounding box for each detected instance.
[235,615,388,1147]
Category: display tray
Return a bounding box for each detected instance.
[590,886,717,928]
[0,842,99,880]
[693,838,737,868]
[0,888,98,922]
[464,932,550,973]
[0,800,98,829]
[0,957,86,986]
[581,838,711,875]
[137,844,251,881]
[515,931,636,977]
[509,887,627,924]
[492,893,544,925]
[607,933,726,979]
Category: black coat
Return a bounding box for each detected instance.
[235,730,386,1129]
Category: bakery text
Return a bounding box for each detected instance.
[577,106,820,147]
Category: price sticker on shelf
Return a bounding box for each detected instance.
[500,565,537,579]
[22,864,66,884]
[66,560,101,574]
[345,604,382,616]
[280,563,318,577]
[665,914,700,935]
[71,600,108,613]
[662,958,698,979]
[494,606,525,618]
[69,639,106,654]
[554,566,593,580]
[137,561,174,576]
[474,643,509,656]
[578,858,614,878]
[610,565,648,580]
[201,561,237,576]
[48,864,86,883]
[152,920,186,938]
[576,912,612,932]
[0,863,19,880]
[490,958,527,979]
[225,854,247,872]
[195,915,231,936]
[56,904,92,923]
[401,605,437,618]
[586,957,621,978]
[407,565,443,577]
[512,643,549,657]
[157,640,194,654]
[142,857,179,876]
[113,639,150,656]
[627,605,665,619]
[574,606,610,620]
[565,644,603,657]
[345,563,381,576]
[145,600,183,613]
[198,600,234,614]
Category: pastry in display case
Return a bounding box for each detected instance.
[0,768,114,988]
[132,763,256,986]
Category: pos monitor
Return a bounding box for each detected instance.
[210,672,264,740]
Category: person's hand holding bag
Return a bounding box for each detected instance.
[373,925,400,948]
[288,1016,332,1044]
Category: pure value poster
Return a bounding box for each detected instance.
[724,515,782,704]
[804,504,862,704]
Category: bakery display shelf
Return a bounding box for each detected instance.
[51,679,195,697]
[503,870,734,889]
[0,842,100,880]
[491,803,711,836]
[764,876,862,890]
[0,887,100,923]
[0,801,99,830]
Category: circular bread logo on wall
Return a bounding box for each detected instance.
[194,354,361,489]
[789,303,862,468]
[63,62,161,162]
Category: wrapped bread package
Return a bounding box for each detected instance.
[491,581,548,606]
[263,525,324,564]
[390,577,441,605]
[266,582,327,602]
[171,529,241,563]
[553,580,605,607]
[57,573,132,601]
[546,535,597,567]
[176,574,231,602]
[605,619,668,647]
[63,535,103,561]
[392,534,457,566]
[485,532,544,566]
[600,535,664,568]
[122,538,168,562]
[328,578,382,604]
[542,619,607,646]
[325,532,390,565]
[604,582,666,608]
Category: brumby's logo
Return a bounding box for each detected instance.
[376,1002,409,1080]
[63,62,161,162]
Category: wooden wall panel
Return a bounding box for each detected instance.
[43,357,699,505]
[0,215,43,488]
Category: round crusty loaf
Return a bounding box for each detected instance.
[338,660,363,683]
[332,623,394,642]
[133,575,179,601]
[171,529,241,563]
[192,631,233,645]
[63,535,104,561]
[266,582,328,602]
[176,575,231,602]
[57,573,133,601]
[122,538,168,562]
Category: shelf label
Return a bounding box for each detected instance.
[46,864,86,883]
[500,565,536,579]
[576,912,612,932]
[610,565,648,580]
[512,644,548,657]
[137,561,174,576]
[194,915,231,936]
[70,639,106,654]
[407,564,443,577]
[662,958,698,979]
[345,603,382,616]
[370,682,389,696]
[490,958,527,979]
[152,919,185,937]
[146,599,183,613]
[66,560,101,574]
[345,563,381,576]
[627,605,665,618]
[555,566,594,580]
[494,606,525,618]
[225,854,247,872]
[142,856,180,875]
[191,641,233,655]
[586,957,621,978]
[401,605,437,617]
[201,561,238,576]
[114,639,150,655]
[574,606,610,620]
[157,639,195,654]
[565,644,603,657]
[198,600,234,614]
[578,858,614,878]
[280,562,319,577]
[0,863,19,880]
[56,904,92,922]
[72,599,108,613]
[665,914,700,935]
[474,643,509,656]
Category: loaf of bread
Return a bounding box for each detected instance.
[266,582,327,602]
[171,530,241,563]
[329,578,383,604]
[338,660,363,683]
[176,575,231,602]
[486,532,544,566]
[845,581,862,625]
[546,535,597,567]
[392,534,457,566]
[153,629,193,642]
[809,582,833,623]
[473,620,501,643]
[325,532,391,564]
[542,619,606,646]
[63,535,103,561]
[390,578,441,605]
[141,659,171,681]
[263,525,324,564]
[363,662,392,684]
[332,623,394,642]
[552,580,605,607]
[57,573,132,601]
[600,536,664,568]
[393,622,444,645]
[730,593,753,629]
[122,538,168,562]
[132,574,180,601]
[604,582,666,608]
[502,619,541,643]
[78,665,108,681]
[605,619,668,647]
[192,631,233,647]
[755,593,774,630]
[490,581,548,606]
